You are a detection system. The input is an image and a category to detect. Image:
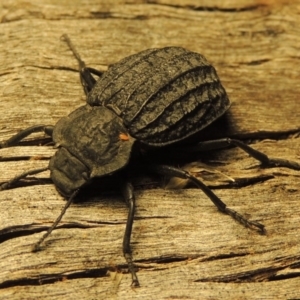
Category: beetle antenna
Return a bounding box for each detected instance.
[61,34,86,69]
[32,189,79,252]
[61,34,97,94]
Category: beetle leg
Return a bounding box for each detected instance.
[227,138,300,170]
[85,67,103,78]
[0,125,52,190]
[0,125,54,148]
[79,67,104,94]
[61,34,103,94]
[0,167,48,191]
[175,138,300,170]
[121,181,140,287]
[78,67,97,94]
[149,164,266,234]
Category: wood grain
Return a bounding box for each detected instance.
[0,1,300,299]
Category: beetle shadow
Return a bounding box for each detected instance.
[184,110,234,142]
[143,111,235,165]
[73,174,124,204]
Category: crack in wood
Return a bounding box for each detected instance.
[0,223,101,243]
[203,252,249,261]
[143,2,264,13]
[0,268,108,288]
[195,266,286,283]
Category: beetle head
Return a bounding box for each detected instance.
[49,105,135,197]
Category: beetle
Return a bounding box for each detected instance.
[0,35,299,287]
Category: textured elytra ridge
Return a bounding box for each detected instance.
[87,47,230,146]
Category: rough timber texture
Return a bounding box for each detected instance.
[0,0,300,299]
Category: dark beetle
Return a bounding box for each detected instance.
[1,35,299,287]
[50,37,231,196]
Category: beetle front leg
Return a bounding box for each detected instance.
[121,181,140,287]
[0,125,54,148]
[0,167,48,191]
[0,125,53,190]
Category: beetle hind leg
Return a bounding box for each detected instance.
[227,138,300,170]
[149,164,266,234]
[176,138,300,171]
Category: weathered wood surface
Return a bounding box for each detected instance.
[0,1,300,299]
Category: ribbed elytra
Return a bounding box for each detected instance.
[87,47,230,146]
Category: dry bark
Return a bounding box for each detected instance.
[0,1,300,299]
